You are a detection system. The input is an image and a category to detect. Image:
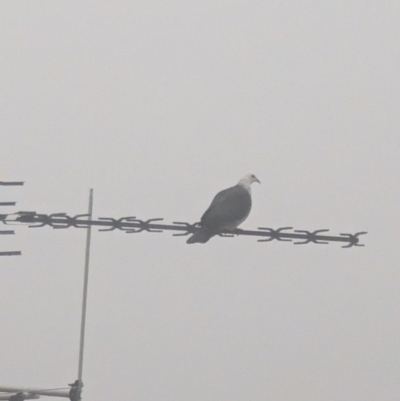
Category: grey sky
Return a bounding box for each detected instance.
[1,1,400,400]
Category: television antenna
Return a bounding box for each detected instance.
[0,186,93,401]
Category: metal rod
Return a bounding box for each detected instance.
[0,230,15,235]
[78,189,93,388]
[0,385,69,397]
[0,394,39,400]
[0,182,24,186]
[0,251,21,256]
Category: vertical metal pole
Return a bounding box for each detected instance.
[78,189,93,393]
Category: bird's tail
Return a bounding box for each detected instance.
[186,228,214,244]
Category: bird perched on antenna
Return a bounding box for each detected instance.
[187,174,260,244]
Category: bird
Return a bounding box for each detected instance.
[187,174,260,244]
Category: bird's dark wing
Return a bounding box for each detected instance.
[200,185,252,231]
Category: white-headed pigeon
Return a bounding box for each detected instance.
[187,174,260,244]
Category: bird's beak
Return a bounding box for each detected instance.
[255,177,261,184]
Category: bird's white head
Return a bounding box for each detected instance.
[238,174,261,189]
